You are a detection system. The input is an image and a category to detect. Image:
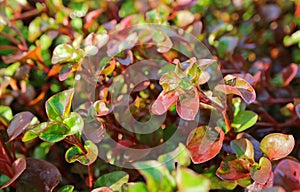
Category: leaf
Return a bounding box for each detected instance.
[217,74,256,104]
[151,91,179,115]
[176,88,199,120]
[7,112,34,142]
[121,182,148,192]
[232,110,258,132]
[274,159,300,191]
[91,187,114,192]
[280,63,298,87]
[133,161,176,192]
[175,167,210,192]
[0,105,13,126]
[94,171,129,191]
[65,140,98,165]
[0,158,26,189]
[94,100,113,116]
[59,64,73,81]
[186,126,224,164]
[230,138,254,162]
[158,143,191,172]
[46,88,74,122]
[39,123,68,143]
[52,44,83,64]
[216,155,250,181]
[159,71,181,93]
[236,133,263,162]
[83,120,105,144]
[174,10,195,27]
[63,112,84,135]
[14,158,61,192]
[58,185,74,192]
[250,157,272,184]
[261,186,286,192]
[260,133,295,160]
[296,104,300,118]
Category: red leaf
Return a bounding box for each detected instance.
[7,112,34,142]
[274,159,300,191]
[295,104,300,118]
[216,155,250,181]
[186,126,224,164]
[250,157,272,184]
[176,88,199,120]
[0,158,26,189]
[151,91,179,115]
[281,63,298,86]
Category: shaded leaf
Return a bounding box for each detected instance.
[0,158,26,189]
[94,171,129,191]
[83,120,105,143]
[7,112,34,142]
[15,158,61,192]
[280,63,298,87]
[186,126,224,164]
[260,133,295,160]
[274,159,300,191]
[231,138,254,162]
[94,100,113,116]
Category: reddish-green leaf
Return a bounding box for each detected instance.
[176,88,199,120]
[260,133,295,160]
[7,112,34,142]
[250,157,272,184]
[186,126,224,164]
[216,155,250,181]
[65,140,98,165]
[281,63,298,86]
[230,138,254,162]
[46,89,74,122]
[151,91,178,115]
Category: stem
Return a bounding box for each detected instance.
[87,164,93,190]
[222,111,235,138]
[11,8,43,21]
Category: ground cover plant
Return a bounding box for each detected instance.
[0,0,300,191]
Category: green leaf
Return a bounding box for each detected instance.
[176,167,210,192]
[158,143,191,172]
[33,142,52,160]
[121,182,148,192]
[58,185,74,192]
[46,89,74,122]
[133,161,176,192]
[174,10,195,27]
[230,138,254,162]
[260,133,295,160]
[39,123,68,143]
[232,111,258,132]
[0,105,13,126]
[22,122,51,142]
[94,171,129,191]
[250,157,272,184]
[63,112,84,135]
[65,140,98,165]
[51,44,83,64]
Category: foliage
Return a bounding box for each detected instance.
[0,0,300,191]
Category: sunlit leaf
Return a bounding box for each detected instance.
[133,161,176,192]
[250,157,272,184]
[65,140,98,165]
[46,89,74,122]
[186,126,224,164]
[39,123,68,143]
[94,171,129,191]
[63,112,84,135]
[232,111,258,132]
[260,133,295,160]
[58,185,74,192]
[151,91,179,115]
[176,88,199,120]
[176,167,210,192]
[0,106,13,126]
[121,182,148,192]
[216,155,250,181]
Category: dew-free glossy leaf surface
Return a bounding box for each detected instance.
[94,171,129,191]
[7,112,34,142]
